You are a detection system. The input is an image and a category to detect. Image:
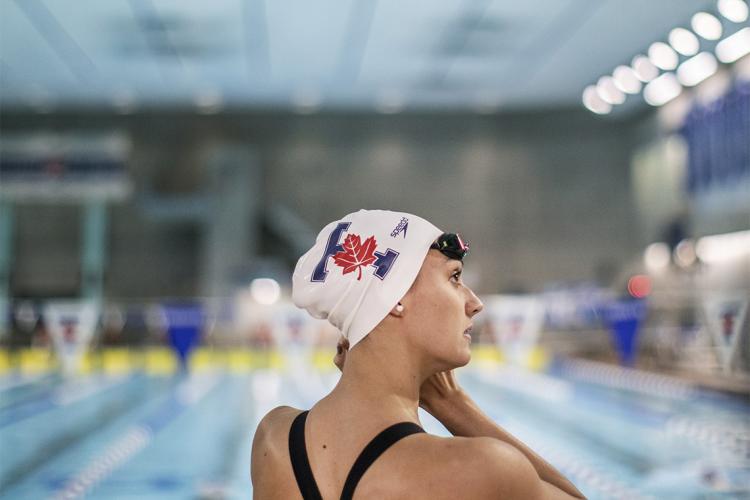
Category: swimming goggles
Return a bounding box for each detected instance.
[430,233,469,261]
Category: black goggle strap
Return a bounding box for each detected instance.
[430,233,469,260]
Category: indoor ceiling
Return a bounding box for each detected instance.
[1,0,741,114]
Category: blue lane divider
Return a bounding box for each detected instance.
[0,377,129,429]
[51,373,221,500]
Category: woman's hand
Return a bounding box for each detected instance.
[333,335,349,372]
[418,370,467,413]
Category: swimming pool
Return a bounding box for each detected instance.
[1,356,748,499]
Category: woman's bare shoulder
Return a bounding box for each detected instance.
[253,405,302,444]
[396,435,541,499]
[259,405,302,424]
[250,406,303,492]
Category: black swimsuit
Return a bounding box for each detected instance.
[288,410,425,500]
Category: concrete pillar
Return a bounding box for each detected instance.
[200,147,260,298]
[0,202,13,338]
[81,201,107,301]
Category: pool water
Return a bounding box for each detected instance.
[1,358,748,499]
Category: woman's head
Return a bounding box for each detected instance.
[390,248,484,369]
[292,209,482,368]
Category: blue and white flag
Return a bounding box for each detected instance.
[702,294,748,373]
[485,294,545,366]
[43,300,99,375]
[162,302,205,370]
[601,299,647,367]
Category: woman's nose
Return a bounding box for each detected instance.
[466,289,484,316]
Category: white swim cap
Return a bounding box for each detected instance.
[292,209,443,348]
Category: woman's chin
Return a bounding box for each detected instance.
[455,349,471,368]
[435,350,471,371]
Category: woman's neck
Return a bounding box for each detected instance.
[325,334,426,424]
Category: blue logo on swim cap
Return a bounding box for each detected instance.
[312,222,399,282]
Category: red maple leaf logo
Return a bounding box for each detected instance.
[333,233,378,280]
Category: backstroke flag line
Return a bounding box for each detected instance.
[44,300,99,375]
[484,295,545,366]
[702,294,748,373]
[162,302,205,371]
[601,299,647,367]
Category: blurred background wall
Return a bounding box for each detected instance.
[1,109,641,298]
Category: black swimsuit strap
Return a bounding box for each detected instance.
[288,410,425,500]
[339,421,425,500]
[288,410,323,500]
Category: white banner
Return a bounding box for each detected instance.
[702,294,748,373]
[484,295,545,366]
[44,300,99,375]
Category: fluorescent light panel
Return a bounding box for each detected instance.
[582,85,612,114]
[716,27,750,63]
[649,42,679,70]
[692,12,723,40]
[717,0,749,23]
[678,52,719,86]
[669,28,700,56]
[613,65,642,94]
[644,73,682,106]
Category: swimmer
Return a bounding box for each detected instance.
[251,209,585,499]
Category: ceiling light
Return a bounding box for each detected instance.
[250,278,281,305]
[582,85,612,114]
[632,55,659,82]
[613,65,642,94]
[695,230,750,263]
[674,239,697,268]
[375,91,405,114]
[644,73,682,106]
[596,76,626,104]
[669,28,700,56]
[677,52,719,86]
[718,0,749,23]
[649,42,679,70]
[644,242,671,271]
[474,92,503,114]
[113,89,136,114]
[292,89,321,114]
[692,12,723,40]
[716,27,750,63]
[195,89,223,114]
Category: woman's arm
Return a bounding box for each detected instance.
[333,336,585,498]
[420,371,586,499]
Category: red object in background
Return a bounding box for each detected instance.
[627,274,652,298]
[44,159,65,177]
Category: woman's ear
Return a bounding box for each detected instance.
[390,303,405,317]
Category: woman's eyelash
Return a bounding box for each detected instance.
[451,271,462,281]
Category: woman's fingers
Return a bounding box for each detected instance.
[333,335,349,372]
[419,370,464,408]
